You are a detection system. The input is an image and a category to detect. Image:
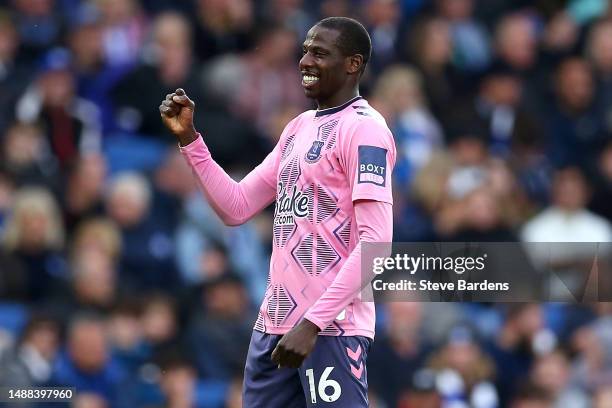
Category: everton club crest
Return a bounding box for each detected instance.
[305,140,324,163]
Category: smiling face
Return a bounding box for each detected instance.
[299,25,362,108]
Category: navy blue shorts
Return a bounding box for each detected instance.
[242,330,372,408]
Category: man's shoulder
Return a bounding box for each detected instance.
[280,110,317,134]
[335,101,394,148]
[293,109,318,124]
[339,100,391,133]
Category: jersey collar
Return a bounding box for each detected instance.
[315,96,363,117]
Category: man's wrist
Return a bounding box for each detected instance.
[177,128,198,146]
[300,318,322,334]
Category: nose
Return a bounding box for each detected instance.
[299,51,314,71]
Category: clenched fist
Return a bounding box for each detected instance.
[159,88,197,146]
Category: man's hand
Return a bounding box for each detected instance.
[271,319,320,369]
[159,88,197,146]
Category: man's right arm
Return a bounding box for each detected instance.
[180,136,278,226]
[160,88,278,226]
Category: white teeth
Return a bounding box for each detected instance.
[303,75,319,84]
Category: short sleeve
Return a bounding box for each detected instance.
[340,118,396,204]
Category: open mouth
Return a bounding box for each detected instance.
[302,73,319,88]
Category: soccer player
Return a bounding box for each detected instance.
[160,17,395,407]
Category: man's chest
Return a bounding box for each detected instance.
[272,118,351,231]
[276,118,345,187]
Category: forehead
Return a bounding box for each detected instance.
[303,26,341,50]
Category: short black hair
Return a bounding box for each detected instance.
[316,17,372,73]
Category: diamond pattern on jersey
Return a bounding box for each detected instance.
[320,321,345,336]
[292,233,314,274]
[316,235,340,275]
[254,311,265,332]
[333,218,352,249]
[280,134,296,162]
[279,154,300,189]
[317,119,339,144]
[291,232,341,276]
[316,185,337,224]
[266,284,297,327]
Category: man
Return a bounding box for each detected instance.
[160,17,395,407]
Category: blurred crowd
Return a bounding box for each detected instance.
[1,0,612,407]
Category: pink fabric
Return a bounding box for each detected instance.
[303,200,393,331]
[180,134,278,225]
[180,97,396,339]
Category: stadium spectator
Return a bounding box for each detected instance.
[521,166,612,242]
[441,187,518,241]
[427,325,498,406]
[62,153,107,233]
[396,368,441,408]
[68,16,132,135]
[191,0,254,62]
[95,0,147,67]
[157,355,197,408]
[360,0,401,74]
[105,172,178,290]
[105,300,149,373]
[0,314,60,387]
[2,187,67,302]
[404,16,460,118]
[15,48,102,170]
[529,348,590,408]
[368,302,429,407]
[436,0,491,72]
[263,0,315,41]
[546,57,606,168]
[112,12,201,139]
[371,64,443,186]
[1,122,61,190]
[52,314,126,405]
[462,62,542,159]
[568,303,612,392]
[494,12,537,74]
[11,0,64,62]
[485,303,546,403]
[0,14,33,136]
[140,292,179,352]
[586,19,612,134]
[370,64,444,240]
[65,249,118,314]
[187,274,253,380]
[71,217,121,263]
[419,122,527,240]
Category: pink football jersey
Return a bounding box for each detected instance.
[252,96,396,339]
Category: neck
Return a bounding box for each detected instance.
[317,86,360,110]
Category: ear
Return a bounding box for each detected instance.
[346,54,364,75]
